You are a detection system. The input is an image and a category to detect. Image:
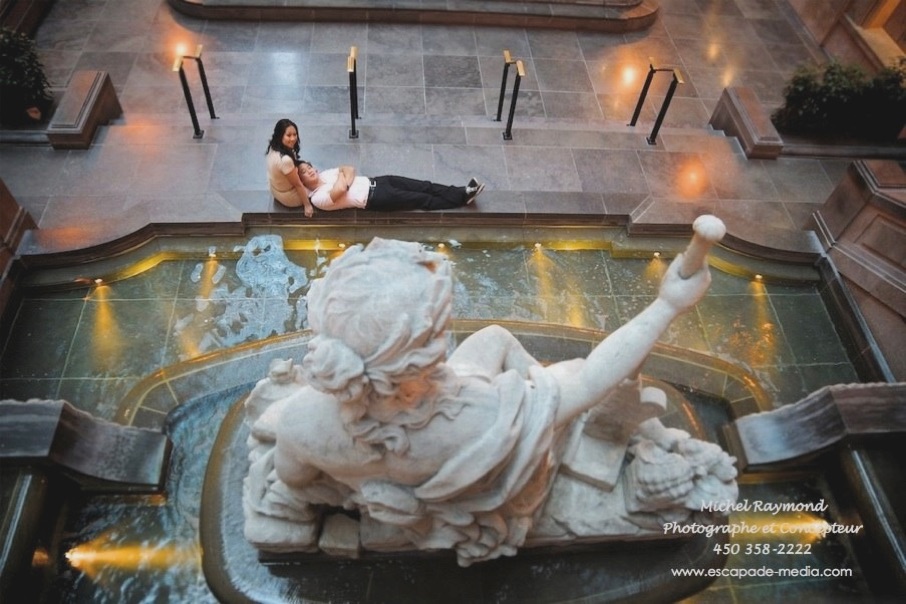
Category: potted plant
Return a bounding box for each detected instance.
[0,27,53,126]
[771,59,906,143]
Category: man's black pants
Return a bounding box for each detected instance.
[367,175,468,211]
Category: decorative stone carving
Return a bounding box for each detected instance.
[242,218,738,567]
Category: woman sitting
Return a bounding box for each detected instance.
[266,119,314,217]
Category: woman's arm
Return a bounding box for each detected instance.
[285,165,314,217]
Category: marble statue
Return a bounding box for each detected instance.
[243,217,738,566]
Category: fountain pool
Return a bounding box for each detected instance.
[0,225,872,602]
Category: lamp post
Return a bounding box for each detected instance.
[183,45,217,120]
[173,44,217,139]
[349,46,360,119]
[495,49,515,122]
[628,58,658,128]
[627,57,685,145]
[173,56,203,139]
[348,46,359,139]
[646,69,683,145]
[502,60,525,141]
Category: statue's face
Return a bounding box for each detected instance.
[397,374,434,407]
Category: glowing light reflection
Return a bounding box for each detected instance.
[621,65,638,88]
[644,256,666,282]
[32,547,50,567]
[529,247,588,326]
[748,277,767,296]
[677,159,708,198]
[91,285,123,367]
[542,240,603,251]
[66,533,201,579]
[721,68,736,88]
[731,512,831,543]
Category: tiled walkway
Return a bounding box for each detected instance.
[0,0,872,257]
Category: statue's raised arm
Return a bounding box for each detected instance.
[551,215,724,428]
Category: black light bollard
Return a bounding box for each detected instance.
[349,46,360,119]
[647,69,684,145]
[628,58,657,127]
[502,60,525,141]
[495,50,515,122]
[173,57,203,139]
[348,53,358,139]
[184,45,217,120]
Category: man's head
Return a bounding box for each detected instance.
[297,161,319,190]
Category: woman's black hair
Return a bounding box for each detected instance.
[267,118,301,163]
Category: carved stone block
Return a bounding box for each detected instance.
[709,86,783,159]
[47,70,122,150]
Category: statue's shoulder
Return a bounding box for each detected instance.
[275,387,345,436]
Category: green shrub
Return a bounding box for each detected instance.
[771,58,906,141]
[0,27,53,126]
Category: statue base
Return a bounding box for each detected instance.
[201,388,731,603]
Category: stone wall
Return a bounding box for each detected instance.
[812,160,906,381]
[0,179,35,323]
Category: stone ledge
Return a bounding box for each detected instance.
[0,0,53,36]
[725,382,906,470]
[47,71,122,150]
[0,399,171,493]
[166,0,660,32]
[709,86,783,160]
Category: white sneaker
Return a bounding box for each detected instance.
[465,178,485,204]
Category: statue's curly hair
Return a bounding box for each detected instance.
[301,238,452,405]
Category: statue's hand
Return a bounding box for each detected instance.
[657,254,711,314]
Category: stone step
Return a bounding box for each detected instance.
[168,0,661,33]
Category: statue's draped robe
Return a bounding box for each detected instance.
[246,364,568,566]
[358,366,564,565]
